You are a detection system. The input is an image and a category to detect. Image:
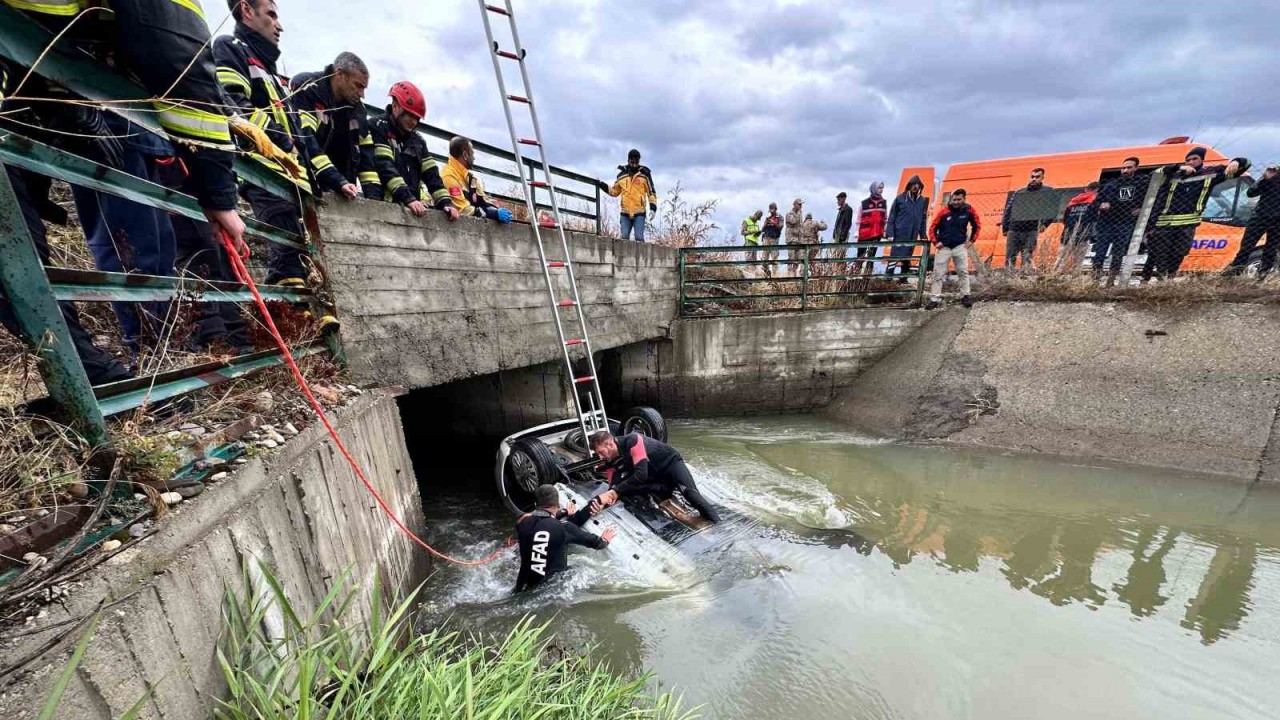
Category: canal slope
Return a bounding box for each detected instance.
[825,301,1280,482]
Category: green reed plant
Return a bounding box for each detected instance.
[215,564,699,720]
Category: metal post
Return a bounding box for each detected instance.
[526,159,538,219]
[0,169,107,445]
[1120,167,1165,284]
[916,241,931,306]
[594,183,603,236]
[800,248,810,311]
[678,250,686,317]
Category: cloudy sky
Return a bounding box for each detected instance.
[216,0,1279,241]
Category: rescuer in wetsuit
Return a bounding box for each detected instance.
[514,485,615,592]
[589,431,722,523]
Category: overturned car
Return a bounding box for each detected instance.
[495,407,725,562]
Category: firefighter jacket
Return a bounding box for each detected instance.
[3,0,238,210]
[441,155,497,218]
[1153,163,1233,228]
[366,108,452,210]
[930,203,981,249]
[858,196,888,241]
[289,68,378,196]
[213,23,310,194]
[606,165,657,217]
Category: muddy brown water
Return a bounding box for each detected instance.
[418,417,1280,720]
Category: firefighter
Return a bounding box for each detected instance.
[514,484,614,592]
[1142,147,1248,282]
[589,431,721,523]
[441,136,513,222]
[600,149,657,242]
[290,52,377,205]
[214,0,314,291]
[365,81,460,221]
[1,0,247,382]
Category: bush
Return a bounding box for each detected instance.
[216,566,699,720]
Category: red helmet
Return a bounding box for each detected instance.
[389,81,425,119]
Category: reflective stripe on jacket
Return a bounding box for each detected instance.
[742,216,761,244]
[367,108,452,209]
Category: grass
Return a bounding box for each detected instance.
[216,566,700,720]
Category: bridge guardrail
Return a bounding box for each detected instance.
[679,241,933,317]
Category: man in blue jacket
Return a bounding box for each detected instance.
[926,189,981,309]
[886,175,929,278]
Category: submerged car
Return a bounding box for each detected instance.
[495,407,725,560]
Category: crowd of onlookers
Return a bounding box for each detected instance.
[736,147,1278,308]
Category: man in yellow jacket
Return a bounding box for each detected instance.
[442,136,512,223]
[600,149,657,242]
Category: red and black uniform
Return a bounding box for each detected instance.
[365,108,453,211]
[857,195,888,259]
[603,434,720,522]
[930,203,982,248]
[1060,188,1097,247]
[514,506,608,592]
[1143,162,1238,279]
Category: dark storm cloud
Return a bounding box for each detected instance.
[279,0,1278,239]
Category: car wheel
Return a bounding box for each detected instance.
[619,406,668,443]
[502,436,559,513]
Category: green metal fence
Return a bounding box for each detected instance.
[679,240,933,317]
[0,7,327,448]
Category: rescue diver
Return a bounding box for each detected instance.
[514,484,614,592]
[589,431,722,523]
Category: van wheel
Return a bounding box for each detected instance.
[619,406,668,443]
[506,437,558,498]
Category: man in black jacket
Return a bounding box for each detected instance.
[1225,164,1280,277]
[1001,168,1052,271]
[1091,157,1150,284]
[514,484,614,592]
[590,431,721,523]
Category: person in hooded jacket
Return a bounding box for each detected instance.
[886,176,929,278]
[856,182,888,273]
[1225,163,1280,277]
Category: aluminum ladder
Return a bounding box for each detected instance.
[477,0,609,442]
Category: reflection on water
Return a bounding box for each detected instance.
[419,416,1280,720]
[730,426,1276,647]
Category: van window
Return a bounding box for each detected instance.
[1202,177,1255,227]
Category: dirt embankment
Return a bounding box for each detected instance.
[825,301,1280,483]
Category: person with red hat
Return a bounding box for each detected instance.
[366,81,460,221]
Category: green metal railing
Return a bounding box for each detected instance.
[679,240,933,317]
[0,8,326,447]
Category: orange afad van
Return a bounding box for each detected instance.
[896,137,1259,271]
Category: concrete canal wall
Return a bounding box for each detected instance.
[603,308,931,417]
[0,391,428,719]
[826,302,1280,483]
[319,202,679,391]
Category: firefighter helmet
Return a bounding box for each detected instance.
[389,81,426,119]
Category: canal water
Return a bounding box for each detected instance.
[418,416,1280,720]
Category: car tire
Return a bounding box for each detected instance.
[505,436,559,502]
[619,406,668,443]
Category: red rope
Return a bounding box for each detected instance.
[218,231,513,567]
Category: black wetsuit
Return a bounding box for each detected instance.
[514,507,607,592]
[605,434,721,522]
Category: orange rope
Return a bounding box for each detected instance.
[218,231,513,567]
